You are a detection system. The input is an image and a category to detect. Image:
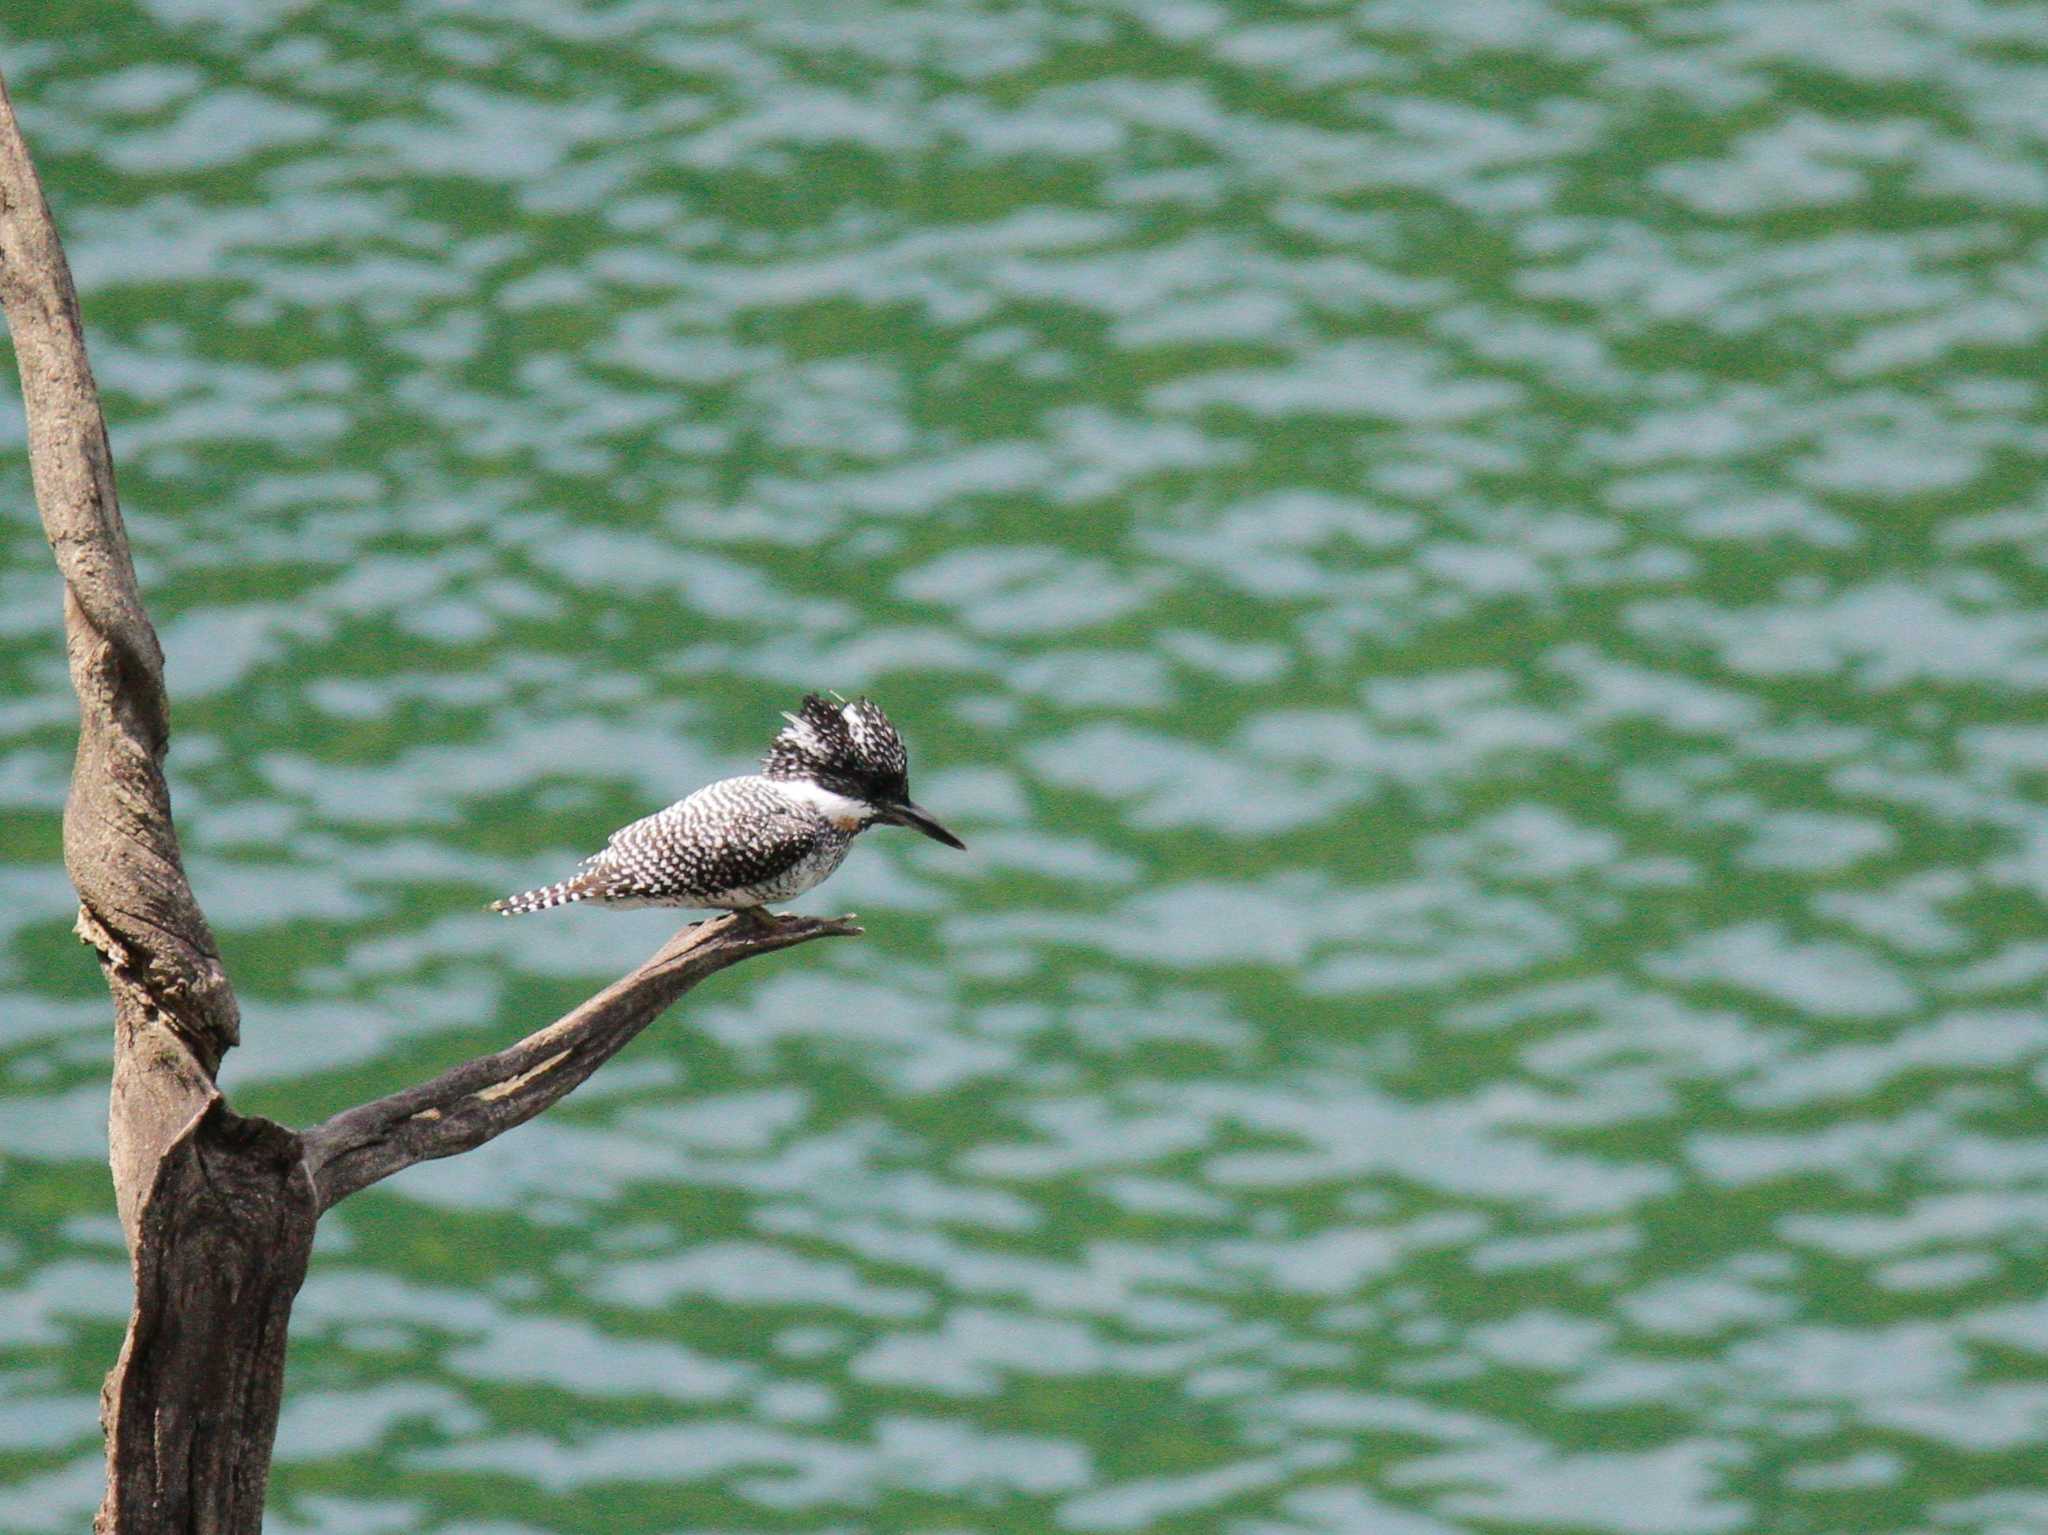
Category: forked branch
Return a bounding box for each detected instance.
[1,60,863,1535]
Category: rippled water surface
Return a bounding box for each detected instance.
[4,3,2048,1532]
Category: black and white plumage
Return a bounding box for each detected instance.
[492,695,964,916]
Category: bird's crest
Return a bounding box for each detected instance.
[763,694,908,791]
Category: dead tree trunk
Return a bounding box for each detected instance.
[0,69,858,1535]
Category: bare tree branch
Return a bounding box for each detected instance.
[3,72,239,1228]
[303,910,861,1211]
[1,59,868,1535]
[0,70,299,1535]
[0,69,237,1141]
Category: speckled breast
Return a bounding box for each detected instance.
[704,825,857,909]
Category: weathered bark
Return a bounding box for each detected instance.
[302,910,860,1212]
[0,67,856,1535]
[0,69,235,1244]
[99,1105,315,1535]
[0,68,284,1535]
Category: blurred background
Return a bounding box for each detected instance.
[3,3,2046,1532]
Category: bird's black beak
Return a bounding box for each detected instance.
[880,798,966,850]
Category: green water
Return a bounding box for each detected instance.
[3,3,2047,1532]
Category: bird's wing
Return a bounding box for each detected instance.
[588,777,820,901]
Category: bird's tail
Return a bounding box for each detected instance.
[490,871,604,915]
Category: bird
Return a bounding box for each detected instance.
[491,694,964,918]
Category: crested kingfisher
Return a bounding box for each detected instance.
[491,694,965,917]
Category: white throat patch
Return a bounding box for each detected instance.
[777,779,872,829]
